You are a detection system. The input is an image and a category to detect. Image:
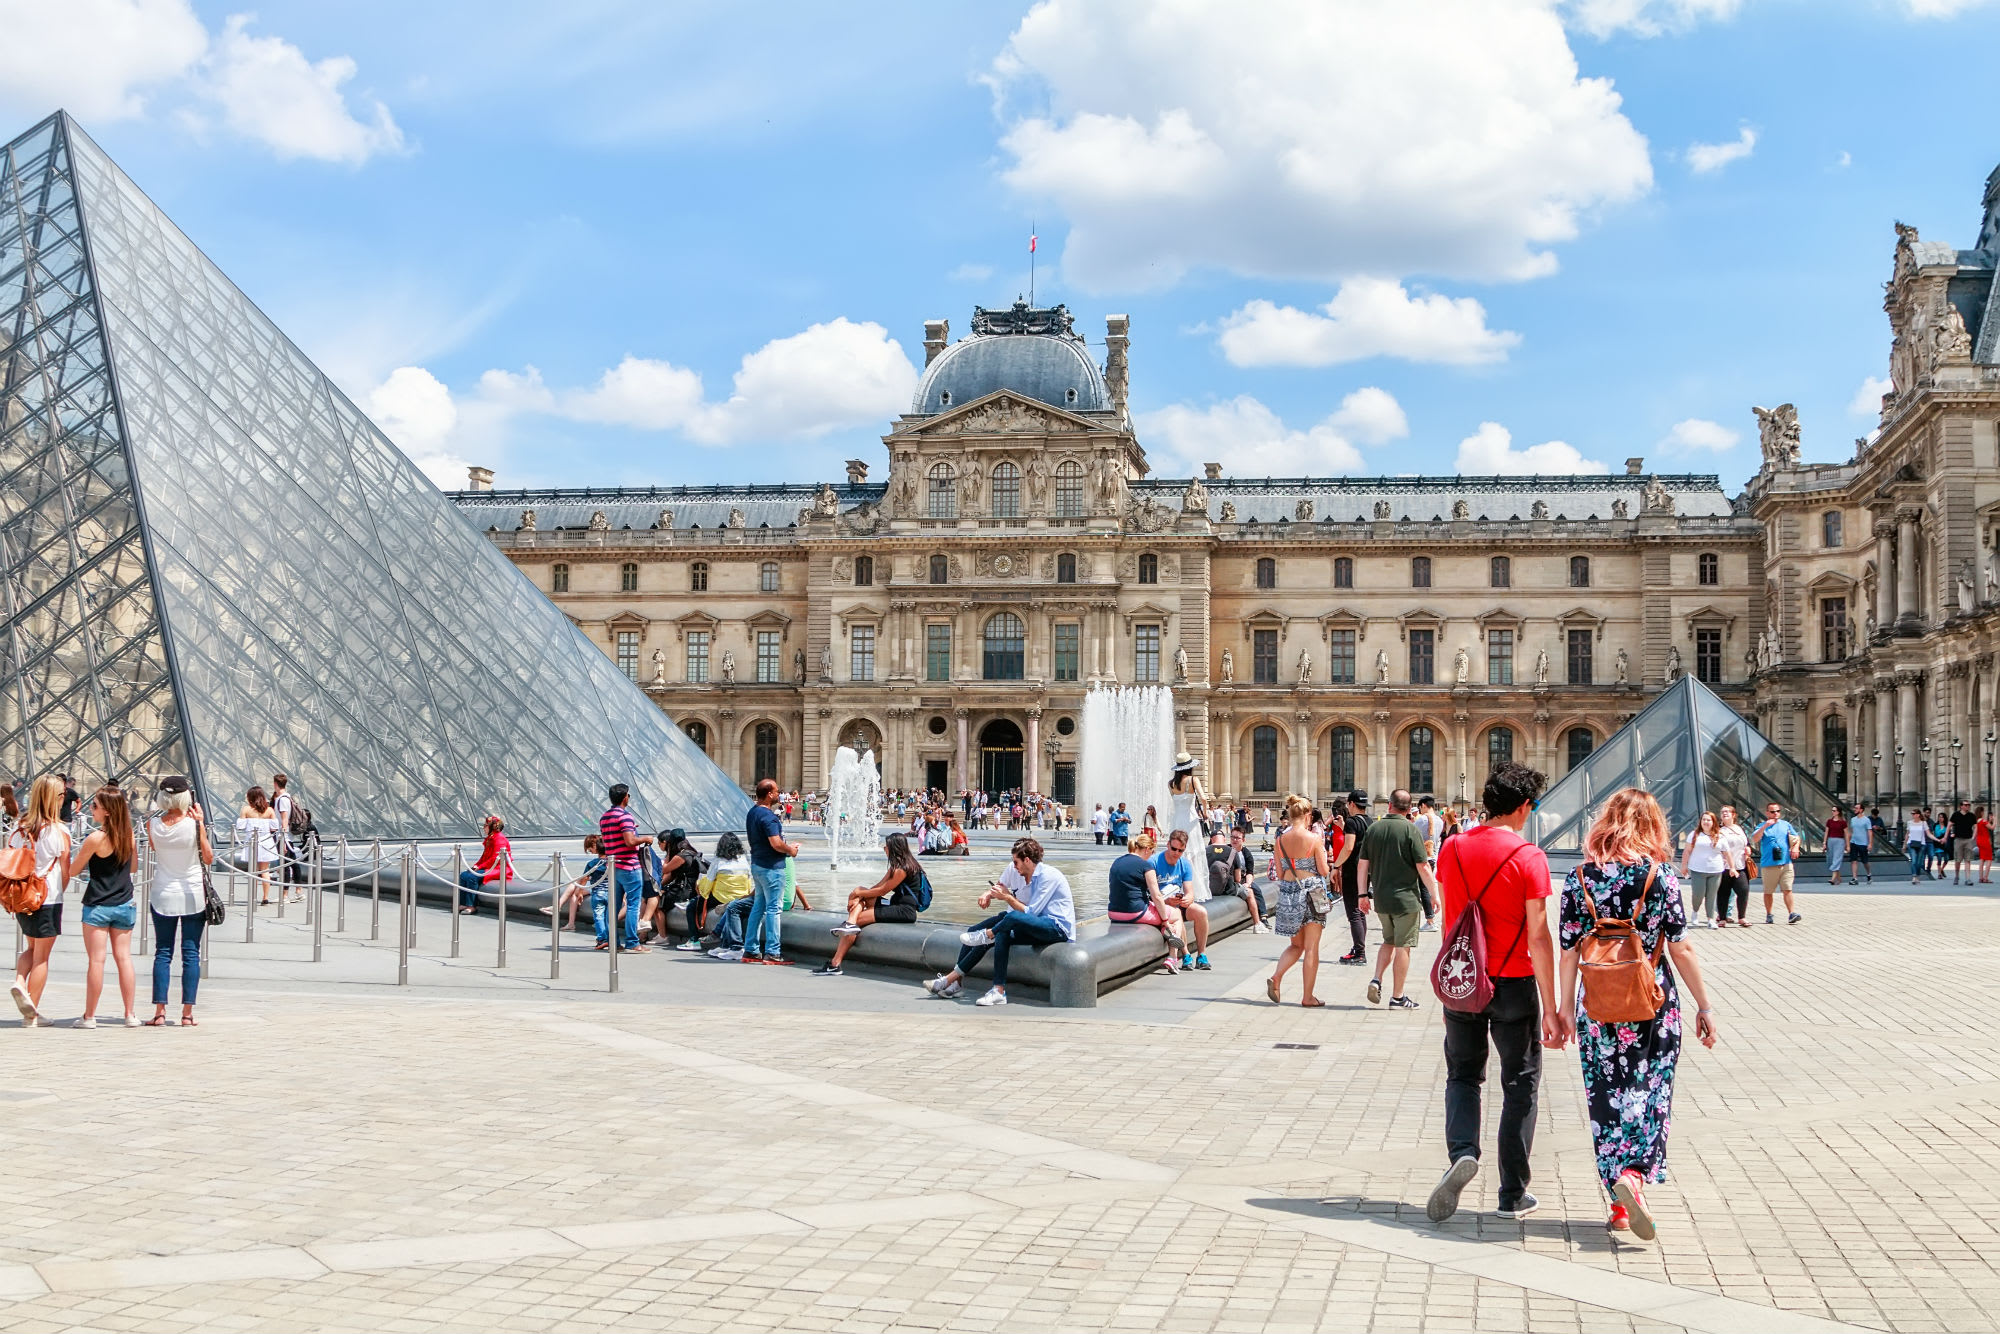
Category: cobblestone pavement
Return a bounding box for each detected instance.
[2,876,1995,1332]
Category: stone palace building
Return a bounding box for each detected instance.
[447,163,2000,811]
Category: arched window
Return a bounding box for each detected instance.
[983,612,1025,680]
[1569,555,1591,588]
[1822,510,1844,548]
[1333,557,1353,589]
[1823,713,1849,793]
[689,561,709,592]
[1490,556,1510,588]
[1565,727,1595,772]
[1487,726,1514,774]
[681,720,708,754]
[1408,726,1435,794]
[759,560,779,593]
[753,723,780,783]
[927,462,957,518]
[854,555,873,587]
[1252,725,1279,793]
[1256,557,1277,589]
[1412,556,1431,588]
[1053,460,1084,517]
[620,561,638,592]
[1138,553,1158,584]
[1328,726,1356,791]
[551,563,569,593]
[1056,553,1077,583]
[1698,552,1718,586]
[929,554,948,584]
[991,462,1022,518]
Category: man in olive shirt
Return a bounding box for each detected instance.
[1358,788,1441,1010]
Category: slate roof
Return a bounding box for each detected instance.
[448,484,884,532]
[1131,473,1740,522]
[912,333,1111,415]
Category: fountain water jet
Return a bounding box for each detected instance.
[1079,684,1174,833]
[824,746,882,873]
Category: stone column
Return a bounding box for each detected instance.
[1291,713,1311,797]
[955,708,969,794]
[1874,681,1894,802]
[1897,512,1920,625]
[1372,708,1392,802]
[1026,710,1041,796]
[1876,526,1895,630]
[1215,712,1234,799]
[1897,673,1921,800]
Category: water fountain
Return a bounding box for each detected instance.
[1079,683,1175,832]
[823,745,882,872]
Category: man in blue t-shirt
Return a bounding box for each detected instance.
[1149,829,1210,969]
[1747,801,1802,926]
[743,778,801,963]
[1109,804,1132,847]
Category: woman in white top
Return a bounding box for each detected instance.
[1713,805,1751,928]
[147,775,212,1026]
[8,775,73,1026]
[1167,752,1207,840]
[1678,811,1727,929]
[235,785,282,906]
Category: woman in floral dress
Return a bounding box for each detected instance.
[1555,788,1721,1240]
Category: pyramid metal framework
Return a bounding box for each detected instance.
[1528,675,1841,855]
[0,112,748,838]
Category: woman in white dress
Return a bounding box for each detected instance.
[235,785,282,906]
[1167,752,1208,839]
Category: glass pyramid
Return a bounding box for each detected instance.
[1529,675,1842,855]
[0,112,748,838]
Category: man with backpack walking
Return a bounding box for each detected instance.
[1425,762,1560,1223]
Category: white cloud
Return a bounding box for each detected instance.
[1904,0,1995,14]
[1454,421,1610,474]
[1217,279,1521,367]
[1848,375,1892,416]
[1564,0,1742,38]
[1835,150,1852,169]
[201,16,405,165]
[1138,389,1408,476]
[0,1,401,165]
[1686,126,1757,174]
[562,356,707,431]
[366,366,468,488]
[948,263,994,283]
[1659,417,1739,453]
[989,0,1653,290]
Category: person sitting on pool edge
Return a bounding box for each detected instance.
[923,837,1076,1007]
[1106,830,1189,973]
[813,833,929,977]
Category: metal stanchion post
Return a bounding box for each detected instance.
[370,839,381,941]
[397,848,410,986]
[451,844,463,959]
[302,835,313,927]
[243,836,255,945]
[138,837,152,956]
[405,841,417,951]
[549,851,563,980]
[336,836,348,933]
[608,868,621,995]
[496,857,508,969]
[312,839,324,964]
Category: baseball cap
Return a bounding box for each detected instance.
[157,775,191,795]
[1348,789,1369,805]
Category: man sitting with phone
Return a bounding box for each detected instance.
[923,838,1075,1007]
[1150,828,1211,970]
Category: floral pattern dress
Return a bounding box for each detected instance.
[1560,859,1688,1195]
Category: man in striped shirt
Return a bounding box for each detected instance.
[597,784,653,952]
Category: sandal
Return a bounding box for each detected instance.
[1300,997,1324,1008]
[141,1015,169,1027]
[180,1015,198,1027]
[1266,976,1281,1004]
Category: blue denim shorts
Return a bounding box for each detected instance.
[81,901,138,930]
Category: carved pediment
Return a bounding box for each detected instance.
[912,390,1089,437]
[674,609,719,642]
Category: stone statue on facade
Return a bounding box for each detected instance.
[1958,559,1977,615]
[1615,647,1629,684]
[650,648,666,684]
[1219,500,1237,522]
[811,484,840,518]
[1372,499,1392,520]
[1296,647,1314,687]
[1295,498,1315,522]
[655,508,673,530]
[1451,499,1469,521]
[818,642,833,682]
[959,466,981,513]
[1611,498,1628,519]
[1665,644,1682,682]
[1026,455,1050,513]
[1987,544,2000,604]
[1453,645,1470,684]
[726,507,746,529]
[1174,644,1189,682]
[1641,478,1674,515]
[1530,499,1549,520]
[1934,298,1973,366]
[1092,451,1121,509]
[1756,631,1772,671]
[720,650,736,684]
[1182,476,1207,515]
[1535,648,1550,684]
[1376,648,1391,684]
[1219,647,1234,683]
[794,648,806,682]
[587,509,610,531]
[519,508,536,531]
[1753,404,1802,470]
[891,460,920,516]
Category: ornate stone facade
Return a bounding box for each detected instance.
[451,307,1763,805]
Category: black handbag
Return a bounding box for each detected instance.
[202,862,226,926]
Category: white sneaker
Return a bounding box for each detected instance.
[9,980,38,1023]
[674,939,703,952]
[1253,922,1271,934]
[924,975,962,998]
[830,923,863,937]
[708,947,743,961]
[73,1016,97,1030]
[959,927,995,947]
[974,986,1008,1007]
[1419,919,1438,933]
[123,1016,142,1028]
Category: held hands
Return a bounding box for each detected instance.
[1543,1009,1574,1049]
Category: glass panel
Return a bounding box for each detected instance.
[926,624,951,681]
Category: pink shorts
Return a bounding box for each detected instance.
[1108,906,1166,927]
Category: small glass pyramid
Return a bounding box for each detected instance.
[1529,675,1842,854]
[0,112,748,838]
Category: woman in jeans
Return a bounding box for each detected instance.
[1265,794,1330,1008]
[73,784,141,1028]
[8,775,72,1026]
[1554,788,1720,1239]
[1677,811,1725,928]
[146,776,211,1026]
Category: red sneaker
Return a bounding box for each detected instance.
[1606,1204,1630,1232]
[1613,1172,1655,1241]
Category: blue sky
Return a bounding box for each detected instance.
[6,0,1999,492]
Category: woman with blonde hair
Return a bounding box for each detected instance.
[8,774,72,1025]
[1105,830,1189,972]
[73,784,140,1027]
[235,786,282,906]
[1266,793,1331,1007]
[1554,788,1721,1239]
[146,775,211,1027]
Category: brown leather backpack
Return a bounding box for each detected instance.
[0,836,45,915]
[1576,864,1667,1024]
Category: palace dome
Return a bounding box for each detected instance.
[911,303,1110,415]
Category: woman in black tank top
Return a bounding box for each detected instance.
[73,784,140,1027]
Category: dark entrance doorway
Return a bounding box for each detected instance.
[926,758,949,796]
[980,718,1024,794]
[1052,761,1076,805]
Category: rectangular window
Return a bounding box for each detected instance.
[850,625,875,682]
[1487,628,1514,685]
[1328,628,1356,684]
[1409,628,1434,685]
[756,630,781,684]
[1821,597,1848,661]
[1695,628,1722,684]
[616,630,640,681]
[926,624,952,682]
[1567,629,1593,686]
[1053,623,1080,682]
[685,630,710,684]
[1135,624,1161,683]
[1253,628,1278,683]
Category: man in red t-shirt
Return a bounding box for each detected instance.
[1425,762,1558,1224]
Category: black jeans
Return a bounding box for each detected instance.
[1443,976,1542,1207]
[1340,880,1366,953]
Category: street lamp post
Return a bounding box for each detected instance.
[1895,744,1906,827]
[1986,732,1996,805]
[1872,748,1882,805]
[1922,737,1932,809]
[1952,736,1964,803]
[1046,737,1062,817]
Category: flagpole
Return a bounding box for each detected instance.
[1030,220,1036,306]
